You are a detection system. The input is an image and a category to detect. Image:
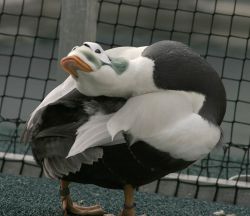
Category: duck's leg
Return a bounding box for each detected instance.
[119,185,136,216]
[60,180,106,216]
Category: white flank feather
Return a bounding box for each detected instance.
[67,114,125,158]
[107,91,221,161]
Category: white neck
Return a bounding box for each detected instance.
[75,56,159,98]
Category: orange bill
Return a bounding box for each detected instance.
[60,55,93,78]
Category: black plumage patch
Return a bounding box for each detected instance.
[65,141,194,189]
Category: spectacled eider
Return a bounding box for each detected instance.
[23,40,226,216]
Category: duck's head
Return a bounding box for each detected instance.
[60,42,157,97]
[61,42,114,77]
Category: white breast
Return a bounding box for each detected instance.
[108,90,221,161]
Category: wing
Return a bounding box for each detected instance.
[66,114,125,158]
[25,77,76,131]
[107,91,221,161]
[23,86,126,178]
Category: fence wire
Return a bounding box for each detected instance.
[0,0,250,205]
[0,0,60,176]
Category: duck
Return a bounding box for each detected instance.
[23,40,226,216]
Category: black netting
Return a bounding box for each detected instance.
[0,0,60,176]
[1,0,250,205]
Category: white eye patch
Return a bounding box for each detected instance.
[83,42,111,65]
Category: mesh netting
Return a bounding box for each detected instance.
[1,0,250,205]
[0,0,61,176]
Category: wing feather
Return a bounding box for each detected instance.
[67,114,125,158]
[26,77,76,129]
[107,91,221,161]
[23,86,126,178]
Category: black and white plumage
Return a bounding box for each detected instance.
[23,40,226,215]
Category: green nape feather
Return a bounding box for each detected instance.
[110,57,128,75]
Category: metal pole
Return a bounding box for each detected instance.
[57,0,98,83]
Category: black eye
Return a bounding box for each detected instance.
[95,49,101,54]
[72,46,78,51]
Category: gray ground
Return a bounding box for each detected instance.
[1,174,250,216]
